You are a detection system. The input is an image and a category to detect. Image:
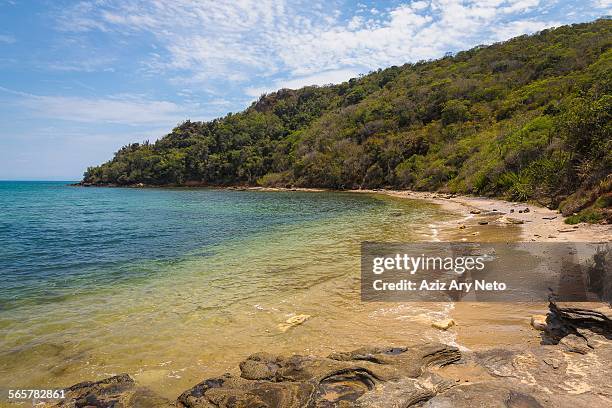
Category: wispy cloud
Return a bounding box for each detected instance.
[245,69,362,97]
[55,0,576,94]
[46,56,117,73]
[0,34,15,44]
[55,0,295,81]
[1,87,193,125]
[491,19,560,41]
[592,0,612,10]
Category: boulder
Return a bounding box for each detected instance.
[178,343,460,407]
[542,302,612,345]
[177,374,314,408]
[45,374,172,408]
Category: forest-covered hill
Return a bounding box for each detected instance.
[83,19,611,223]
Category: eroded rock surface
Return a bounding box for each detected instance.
[46,373,172,408]
[177,343,460,407]
[542,301,612,345]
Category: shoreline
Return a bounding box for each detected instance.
[75,182,610,242]
[248,186,612,243]
[361,189,612,243]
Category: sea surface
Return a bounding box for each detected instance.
[0,181,528,400]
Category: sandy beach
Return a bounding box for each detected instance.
[373,190,611,243]
[369,189,612,350]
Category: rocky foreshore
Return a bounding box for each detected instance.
[44,302,611,408]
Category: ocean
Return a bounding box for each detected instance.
[0,181,457,398]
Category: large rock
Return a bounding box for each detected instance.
[177,374,315,408]
[177,343,460,407]
[423,384,544,408]
[45,373,172,408]
[542,301,612,346]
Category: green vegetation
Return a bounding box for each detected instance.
[83,19,611,222]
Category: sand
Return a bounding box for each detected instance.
[371,189,611,350]
[370,190,611,243]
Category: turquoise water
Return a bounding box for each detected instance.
[0,181,393,310]
[0,181,457,399]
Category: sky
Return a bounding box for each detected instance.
[0,0,610,180]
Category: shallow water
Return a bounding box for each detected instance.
[0,182,537,400]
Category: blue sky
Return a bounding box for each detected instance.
[0,0,609,180]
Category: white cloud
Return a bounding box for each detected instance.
[0,87,193,125]
[55,0,570,93]
[411,1,430,10]
[27,95,185,125]
[281,69,363,88]
[593,0,612,7]
[592,0,612,11]
[501,0,541,14]
[56,1,296,81]
[46,56,117,72]
[271,1,542,77]
[245,68,362,97]
[492,19,560,41]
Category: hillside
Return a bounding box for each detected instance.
[82,19,611,223]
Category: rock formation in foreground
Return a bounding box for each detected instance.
[46,302,612,407]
